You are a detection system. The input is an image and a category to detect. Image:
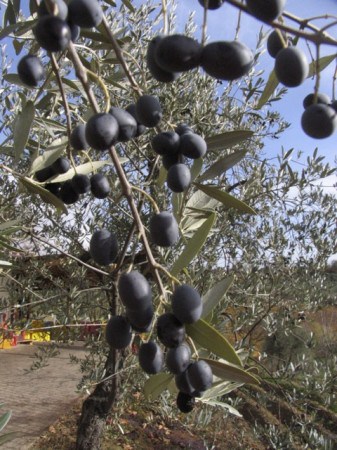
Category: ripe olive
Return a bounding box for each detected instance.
[171,284,203,324]
[118,271,152,311]
[105,315,132,349]
[139,341,164,374]
[167,163,191,193]
[275,47,309,87]
[157,312,185,348]
[90,229,119,266]
[34,16,71,52]
[90,173,110,199]
[201,40,253,81]
[59,180,79,204]
[166,343,191,374]
[149,211,179,247]
[109,106,137,142]
[147,36,180,83]
[151,131,180,156]
[17,54,45,87]
[154,34,202,73]
[301,104,337,139]
[85,113,119,151]
[68,0,103,28]
[135,95,162,128]
[176,392,195,413]
[246,0,286,23]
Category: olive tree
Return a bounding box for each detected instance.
[0,1,336,449]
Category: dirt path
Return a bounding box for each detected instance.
[0,342,86,450]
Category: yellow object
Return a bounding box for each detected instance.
[25,331,50,342]
[0,338,14,349]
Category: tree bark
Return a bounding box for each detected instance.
[76,284,121,450]
[75,346,121,450]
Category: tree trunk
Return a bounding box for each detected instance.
[76,286,122,450]
[76,347,122,450]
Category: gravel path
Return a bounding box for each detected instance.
[0,342,86,449]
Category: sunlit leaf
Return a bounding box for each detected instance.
[190,157,204,181]
[186,319,242,367]
[13,101,35,162]
[194,184,257,215]
[0,261,12,267]
[170,213,216,276]
[198,150,247,181]
[201,400,242,417]
[307,53,336,78]
[143,373,173,400]
[29,137,68,175]
[256,69,278,110]
[0,410,11,432]
[202,358,259,385]
[202,276,234,319]
[20,178,68,214]
[0,220,20,232]
[0,432,18,445]
[50,161,116,183]
[206,130,253,152]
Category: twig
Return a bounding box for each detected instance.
[24,228,110,276]
[101,15,141,95]
[224,0,337,47]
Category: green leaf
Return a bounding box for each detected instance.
[0,19,36,39]
[143,373,173,400]
[170,213,216,276]
[2,74,26,87]
[0,432,18,445]
[50,161,116,183]
[190,157,204,181]
[198,150,247,182]
[0,236,23,253]
[186,189,221,212]
[0,220,20,232]
[206,130,253,152]
[307,53,336,78]
[0,410,11,432]
[121,0,135,11]
[202,358,259,385]
[0,261,12,267]
[202,276,234,319]
[201,400,242,417]
[156,165,167,188]
[29,137,68,175]
[13,101,35,162]
[186,319,242,367]
[194,184,257,215]
[256,69,279,110]
[19,178,68,214]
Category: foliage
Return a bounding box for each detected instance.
[0,0,336,448]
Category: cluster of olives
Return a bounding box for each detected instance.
[80,95,162,151]
[147,33,254,83]
[101,267,211,413]
[152,124,207,193]
[17,0,103,87]
[35,157,111,204]
[197,0,337,139]
[267,31,337,139]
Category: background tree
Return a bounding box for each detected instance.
[0,0,336,449]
